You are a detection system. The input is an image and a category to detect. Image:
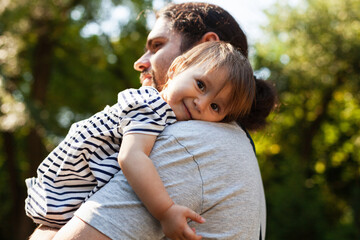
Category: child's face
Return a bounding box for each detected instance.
[161,64,232,122]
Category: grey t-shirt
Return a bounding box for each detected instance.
[75,121,266,240]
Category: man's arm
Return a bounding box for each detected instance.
[29,217,111,240]
[53,216,110,240]
[29,225,59,240]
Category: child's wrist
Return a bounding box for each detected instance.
[156,201,175,221]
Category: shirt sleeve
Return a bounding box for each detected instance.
[116,87,177,136]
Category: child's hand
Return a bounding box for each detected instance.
[159,204,205,240]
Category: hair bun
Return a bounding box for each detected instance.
[238,77,277,131]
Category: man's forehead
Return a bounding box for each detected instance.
[147,17,174,40]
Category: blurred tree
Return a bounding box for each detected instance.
[253,0,360,239]
[0,0,152,239]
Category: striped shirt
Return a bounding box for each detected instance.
[25,87,177,228]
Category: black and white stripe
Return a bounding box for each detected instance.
[25,87,176,228]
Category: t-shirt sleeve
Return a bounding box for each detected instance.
[116,87,176,136]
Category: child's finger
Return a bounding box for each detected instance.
[186,209,206,223]
[183,226,202,240]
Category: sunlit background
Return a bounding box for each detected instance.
[1,0,359,239]
[81,0,279,41]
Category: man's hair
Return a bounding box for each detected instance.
[156,2,248,57]
[167,41,255,122]
[157,2,277,131]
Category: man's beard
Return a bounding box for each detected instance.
[151,70,159,88]
[140,70,159,89]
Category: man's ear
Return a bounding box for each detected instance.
[199,32,220,43]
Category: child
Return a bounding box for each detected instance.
[25,41,255,238]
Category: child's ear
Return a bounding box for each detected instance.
[167,56,185,79]
[167,67,175,80]
[167,68,175,80]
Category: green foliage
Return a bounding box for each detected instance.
[253,0,360,239]
[2,0,359,239]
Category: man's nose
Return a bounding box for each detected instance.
[134,52,151,72]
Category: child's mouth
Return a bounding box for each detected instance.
[183,102,193,120]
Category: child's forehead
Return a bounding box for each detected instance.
[199,67,232,93]
[204,66,230,82]
[192,61,229,75]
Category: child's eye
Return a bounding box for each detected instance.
[211,103,219,112]
[196,80,205,91]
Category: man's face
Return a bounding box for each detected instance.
[134,17,183,90]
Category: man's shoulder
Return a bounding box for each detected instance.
[161,121,244,137]
[159,121,252,152]
[157,121,256,160]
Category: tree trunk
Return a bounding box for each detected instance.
[18,20,54,240]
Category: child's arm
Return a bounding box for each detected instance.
[118,133,205,240]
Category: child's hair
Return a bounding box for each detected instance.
[164,41,255,123]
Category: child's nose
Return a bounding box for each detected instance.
[194,97,210,112]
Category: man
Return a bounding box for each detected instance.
[30,2,274,239]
